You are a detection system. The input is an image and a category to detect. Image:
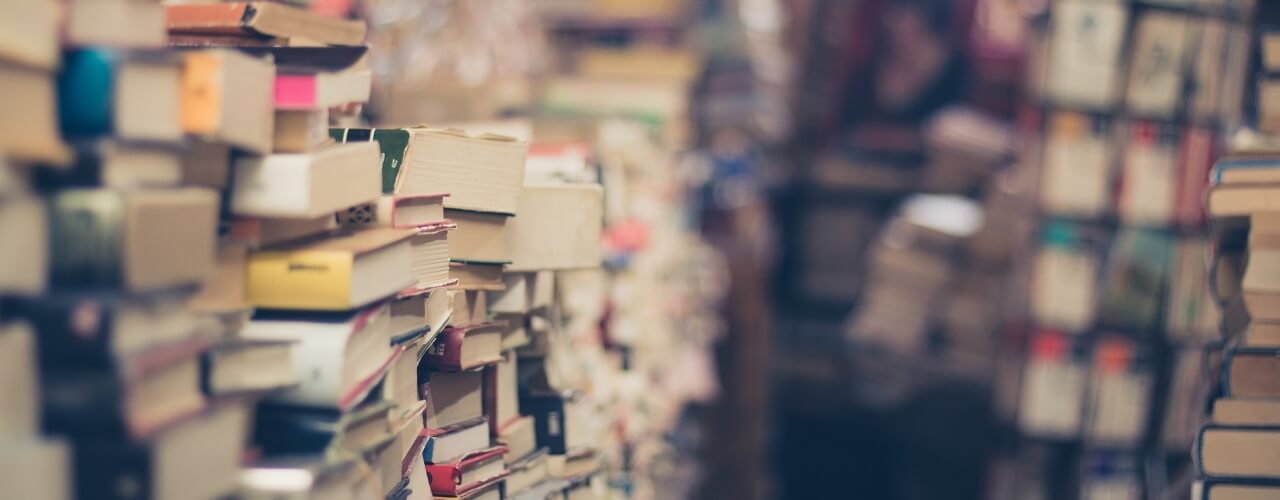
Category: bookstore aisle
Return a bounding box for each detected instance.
[0,1,742,500]
[770,0,1280,500]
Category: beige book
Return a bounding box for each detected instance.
[0,61,69,164]
[447,209,510,263]
[231,141,381,218]
[506,183,604,271]
[273,109,330,153]
[389,127,527,214]
[181,49,275,153]
[66,0,165,48]
[450,262,506,291]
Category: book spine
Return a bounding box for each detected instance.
[179,51,223,136]
[245,250,354,310]
[423,463,462,496]
[58,49,117,138]
[49,190,125,289]
[274,74,318,109]
[523,395,568,454]
[421,328,465,371]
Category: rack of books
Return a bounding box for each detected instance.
[0,1,724,499]
[987,1,1255,499]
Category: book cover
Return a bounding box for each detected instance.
[332,127,411,194]
[425,446,508,496]
[245,227,413,310]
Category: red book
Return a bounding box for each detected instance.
[421,323,503,371]
[424,446,509,496]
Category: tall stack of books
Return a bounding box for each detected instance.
[0,1,71,498]
[1192,144,1280,497]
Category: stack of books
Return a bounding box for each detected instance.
[1194,152,1280,498]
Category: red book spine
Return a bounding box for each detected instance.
[422,327,465,371]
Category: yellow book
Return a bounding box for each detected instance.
[247,227,415,311]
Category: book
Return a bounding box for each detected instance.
[180,48,275,153]
[505,184,604,271]
[1214,399,1280,426]
[1195,480,1280,500]
[7,289,199,367]
[65,0,165,49]
[231,141,381,218]
[164,2,367,46]
[72,402,248,500]
[1243,250,1280,322]
[0,195,46,295]
[39,139,184,189]
[434,477,503,500]
[447,209,510,264]
[245,227,414,311]
[49,188,218,292]
[1224,347,1280,398]
[273,109,331,153]
[1039,112,1113,217]
[179,139,231,189]
[231,45,368,72]
[0,0,60,70]
[499,416,538,466]
[450,261,506,291]
[275,67,372,110]
[424,416,491,464]
[338,193,448,229]
[488,273,536,315]
[331,127,527,213]
[423,324,504,372]
[494,352,522,429]
[1188,19,1229,122]
[1096,228,1172,331]
[241,302,398,409]
[240,456,369,499]
[202,339,298,396]
[505,447,550,494]
[426,446,509,497]
[1116,122,1179,225]
[41,336,210,438]
[1029,222,1100,332]
[1043,0,1128,108]
[522,392,592,456]
[1196,426,1280,479]
[1246,323,1280,348]
[452,290,489,326]
[1174,127,1218,226]
[1166,238,1220,341]
[0,322,39,440]
[0,438,69,500]
[0,60,70,164]
[423,370,486,430]
[58,49,183,142]
[252,399,394,456]
[228,214,338,249]
[1084,339,1152,448]
[407,224,454,289]
[1124,11,1191,118]
[1017,331,1087,438]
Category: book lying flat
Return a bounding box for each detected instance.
[231,141,381,219]
[65,0,164,49]
[180,49,275,153]
[0,61,70,164]
[1197,425,1280,480]
[423,324,503,372]
[59,49,183,143]
[331,127,526,213]
[275,68,372,110]
[165,2,366,46]
[505,184,603,271]
[450,261,506,292]
[446,209,509,264]
[73,402,248,500]
[422,370,485,430]
[425,446,509,497]
[423,417,491,465]
[202,339,298,396]
[49,187,219,292]
[246,227,414,311]
[241,302,399,409]
[8,289,199,367]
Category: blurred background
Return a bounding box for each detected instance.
[6,0,1279,499]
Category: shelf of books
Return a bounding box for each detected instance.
[988,1,1258,499]
[0,1,723,499]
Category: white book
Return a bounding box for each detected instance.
[0,438,70,500]
[242,302,396,409]
[393,128,527,214]
[1044,0,1128,108]
[232,141,381,218]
